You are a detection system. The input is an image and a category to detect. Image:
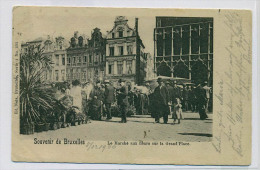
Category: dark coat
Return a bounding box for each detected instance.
[182,88,189,100]
[104,85,115,104]
[153,85,169,106]
[196,86,207,104]
[166,85,174,102]
[90,87,104,102]
[117,85,128,106]
[172,86,181,102]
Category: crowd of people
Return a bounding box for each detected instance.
[150,78,211,124]
[51,77,212,124]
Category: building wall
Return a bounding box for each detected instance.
[154,17,213,85]
[66,48,87,83]
[66,29,105,84]
[105,16,146,85]
[21,36,68,83]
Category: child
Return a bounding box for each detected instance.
[175,98,184,124]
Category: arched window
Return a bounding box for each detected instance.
[117,27,124,38]
[78,36,83,47]
[59,41,63,50]
[71,37,76,48]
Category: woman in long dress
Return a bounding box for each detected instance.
[70,80,82,113]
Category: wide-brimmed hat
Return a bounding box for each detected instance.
[118,79,124,83]
[157,78,163,82]
[72,80,80,86]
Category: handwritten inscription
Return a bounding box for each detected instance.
[212,11,251,157]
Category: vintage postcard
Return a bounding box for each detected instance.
[12,7,252,165]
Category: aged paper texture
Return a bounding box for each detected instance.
[12,7,252,165]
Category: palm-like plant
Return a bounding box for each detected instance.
[20,44,56,126]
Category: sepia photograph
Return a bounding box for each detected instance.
[12,7,252,165]
[18,14,213,142]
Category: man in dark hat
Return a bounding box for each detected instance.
[153,78,170,124]
[117,79,128,123]
[182,84,189,111]
[195,82,208,120]
[104,80,115,120]
[89,80,104,120]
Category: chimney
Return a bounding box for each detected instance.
[74,31,78,38]
[135,18,139,36]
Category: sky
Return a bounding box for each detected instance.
[14,7,156,54]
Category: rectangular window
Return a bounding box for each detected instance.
[73,57,76,64]
[94,54,98,63]
[127,30,131,36]
[55,70,59,81]
[127,45,133,55]
[173,27,181,55]
[191,25,199,54]
[156,29,163,56]
[55,55,59,66]
[89,55,92,63]
[62,55,65,65]
[126,60,133,74]
[200,23,209,54]
[165,28,172,56]
[182,25,189,55]
[109,65,113,74]
[83,56,87,63]
[118,31,123,38]
[112,33,115,38]
[67,57,71,64]
[78,56,81,63]
[61,70,65,81]
[77,68,80,79]
[117,61,123,75]
[109,47,114,56]
[82,70,87,80]
[118,46,124,55]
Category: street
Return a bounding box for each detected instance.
[21,112,212,142]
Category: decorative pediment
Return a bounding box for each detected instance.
[44,39,52,45]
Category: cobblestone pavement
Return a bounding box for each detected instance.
[22,112,212,142]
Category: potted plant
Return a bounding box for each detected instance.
[126,105,136,117]
[47,113,58,130]
[20,45,56,134]
[111,103,120,117]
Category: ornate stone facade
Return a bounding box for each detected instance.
[66,29,106,84]
[154,17,213,85]
[21,35,68,83]
[105,16,147,85]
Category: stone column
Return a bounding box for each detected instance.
[106,61,109,75]
[124,43,127,55]
[114,60,118,75]
[132,59,135,74]
[106,44,109,56]
[123,60,127,74]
